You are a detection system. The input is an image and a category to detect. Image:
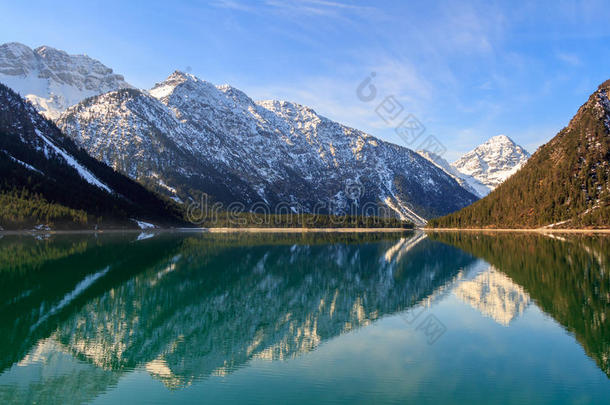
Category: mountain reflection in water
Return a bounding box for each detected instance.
[429,231,610,377]
[0,231,474,396]
[0,230,608,404]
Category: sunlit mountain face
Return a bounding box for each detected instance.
[0,231,609,403]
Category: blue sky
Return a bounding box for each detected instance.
[3,0,610,160]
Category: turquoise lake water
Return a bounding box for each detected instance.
[0,231,608,404]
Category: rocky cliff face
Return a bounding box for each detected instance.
[0,42,131,120]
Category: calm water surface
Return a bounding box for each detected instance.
[0,231,608,404]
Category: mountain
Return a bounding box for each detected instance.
[0,82,184,229]
[417,150,489,197]
[0,42,132,120]
[417,135,529,198]
[54,88,250,204]
[429,81,610,228]
[57,70,478,224]
[452,135,530,193]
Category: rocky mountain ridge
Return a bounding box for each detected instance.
[2,42,481,224]
[0,42,131,120]
[0,83,183,229]
[57,70,478,224]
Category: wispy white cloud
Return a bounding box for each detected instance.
[203,0,593,158]
[212,0,376,18]
[210,0,258,13]
[556,51,581,66]
[265,0,375,16]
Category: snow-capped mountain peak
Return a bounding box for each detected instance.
[0,42,132,120]
[452,134,530,191]
[150,70,251,116]
[149,70,198,99]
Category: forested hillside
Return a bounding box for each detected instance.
[429,80,610,228]
[0,83,185,229]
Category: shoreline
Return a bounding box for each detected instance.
[2,226,609,235]
[205,227,413,233]
[0,227,414,236]
[425,228,610,234]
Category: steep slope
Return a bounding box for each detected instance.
[417,150,489,197]
[0,83,183,229]
[0,42,132,120]
[58,71,477,224]
[452,135,530,193]
[429,81,610,228]
[57,88,258,204]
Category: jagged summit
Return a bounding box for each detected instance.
[0,42,132,119]
[488,134,513,143]
[150,70,248,114]
[152,70,198,87]
[149,70,202,99]
[452,134,530,190]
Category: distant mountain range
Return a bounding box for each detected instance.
[0,42,485,225]
[430,80,610,228]
[0,42,540,227]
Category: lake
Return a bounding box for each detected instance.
[0,230,608,404]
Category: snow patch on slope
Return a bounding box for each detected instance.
[34,129,112,193]
[417,150,490,198]
[132,219,156,229]
[1,150,43,174]
[31,266,111,331]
